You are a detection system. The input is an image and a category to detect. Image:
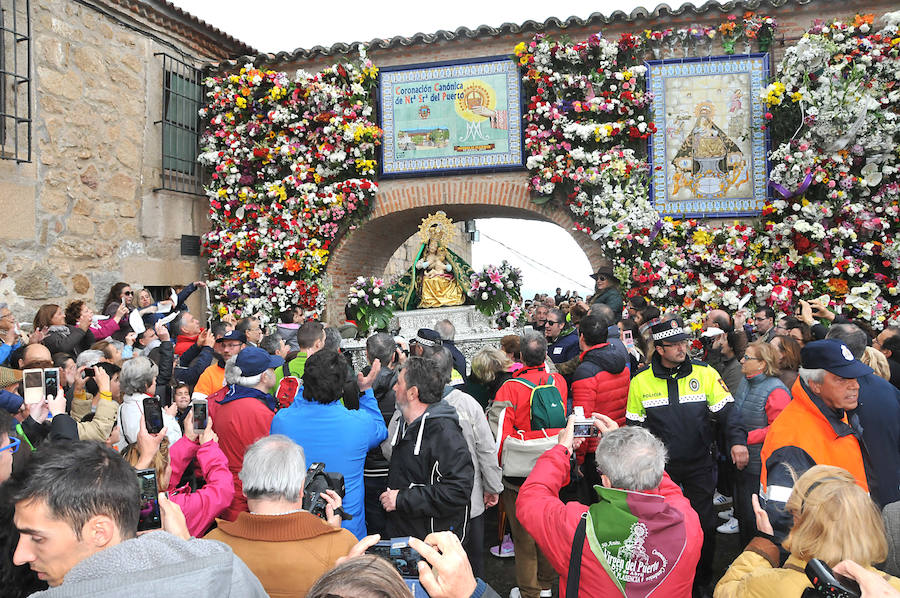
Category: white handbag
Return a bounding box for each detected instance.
[500,429,558,477]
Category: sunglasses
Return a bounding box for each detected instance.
[0,436,21,454]
[123,290,134,296]
[595,275,609,281]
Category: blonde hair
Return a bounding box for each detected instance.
[121,438,170,492]
[747,341,779,377]
[783,465,887,566]
[861,346,891,380]
[471,347,512,383]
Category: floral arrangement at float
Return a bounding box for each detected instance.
[199,46,381,321]
[346,276,396,334]
[467,261,523,320]
[519,12,900,326]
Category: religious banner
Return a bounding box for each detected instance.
[378,56,524,177]
[647,54,769,217]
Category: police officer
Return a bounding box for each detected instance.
[626,316,748,597]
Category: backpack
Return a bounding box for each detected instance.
[275,361,301,410]
[510,374,567,430]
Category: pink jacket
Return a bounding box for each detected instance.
[90,316,121,340]
[518,444,702,597]
[167,437,235,537]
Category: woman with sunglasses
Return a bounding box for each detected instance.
[101,282,136,341]
[721,341,791,543]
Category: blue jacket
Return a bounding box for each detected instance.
[548,331,580,364]
[270,387,387,539]
[854,373,900,507]
[0,341,21,366]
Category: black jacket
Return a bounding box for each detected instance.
[854,373,900,507]
[364,366,398,478]
[43,326,94,357]
[385,400,474,540]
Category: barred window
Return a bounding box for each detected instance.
[0,0,31,163]
[155,53,204,195]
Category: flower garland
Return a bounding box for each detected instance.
[515,33,659,267]
[519,13,900,326]
[199,46,382,322]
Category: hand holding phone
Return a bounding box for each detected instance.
[191,399,208,432]
[23,369,45,405]
[805,558,861,598]
[143,397,164,435]
[42,368,59,401]
[136,468,162,531]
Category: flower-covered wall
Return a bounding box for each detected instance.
[517,11,900,326]
[199,48,381,320]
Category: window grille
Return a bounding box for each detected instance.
[0,0,31,163]
[155,53,204,195]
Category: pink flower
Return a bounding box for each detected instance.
[489,270,502,284]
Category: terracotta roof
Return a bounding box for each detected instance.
[210,0,808,68]
[106,0,257,58]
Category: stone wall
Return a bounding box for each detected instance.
[0,0,241,323]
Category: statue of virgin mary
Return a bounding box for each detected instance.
[393,212,474,311]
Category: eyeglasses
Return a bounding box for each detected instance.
[548,320,563,325]
[0,312,13,320]
[741,355,762,362]
[123,291,134,296]
[0,436,21,454]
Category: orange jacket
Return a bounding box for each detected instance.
[760,378,868,494]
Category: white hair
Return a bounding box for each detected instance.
[798,367,826,385]
[240,435,306,501]
[595,427,667,491]
[224,356,262,387]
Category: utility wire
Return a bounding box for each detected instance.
[478,232,594,293]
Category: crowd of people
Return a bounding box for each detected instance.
[1,268,900,598]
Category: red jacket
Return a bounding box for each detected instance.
[175,332,200,356]
[495,365,567,461]
[570,343,630,454]
[211,385,277,521]
[518,444,701,597]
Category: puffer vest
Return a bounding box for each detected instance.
[734,374,789,473]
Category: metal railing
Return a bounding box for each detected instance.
[0,0,31,163]
[155,52,204,195]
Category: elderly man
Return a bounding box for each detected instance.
[760,339,875,541]
[270,350,386,539]
[213,346,284,521]
[518,416,701,597]
[194,328,246,401]
[435,319,468,384]
[205,435,356,597]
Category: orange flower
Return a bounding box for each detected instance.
[284,258,302,273]
[827,278,849,296]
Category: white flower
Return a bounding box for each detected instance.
[481,292,489,300]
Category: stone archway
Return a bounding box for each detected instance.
[325,171,605,322]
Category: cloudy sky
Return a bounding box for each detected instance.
[172,0,679,297]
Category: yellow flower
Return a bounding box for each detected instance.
[235,97,247,109]
[514,42,527,55]
[790,91,804,103]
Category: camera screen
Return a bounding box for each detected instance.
[573,423,598,437]
[136,469,161,531]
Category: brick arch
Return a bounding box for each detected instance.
[325,171,605,323]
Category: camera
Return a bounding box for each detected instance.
[302,462,350,521]
[366,537,423,578]
[573,417,599,438]
[804,558,861,598]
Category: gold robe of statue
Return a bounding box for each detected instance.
[419,242,465,308]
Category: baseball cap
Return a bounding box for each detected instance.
[651,317,691,344]
[218,329,246,343]
[801,339,873,378]
[234,346,284,377]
